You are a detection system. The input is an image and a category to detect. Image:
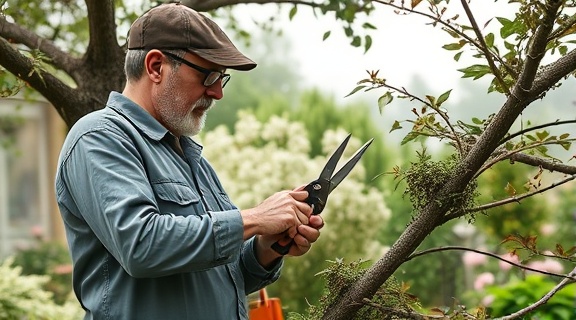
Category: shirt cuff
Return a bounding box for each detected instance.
[210,209,244,260]
[242,237,283,278]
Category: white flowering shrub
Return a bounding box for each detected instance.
[0,257,84,320]
[202,112,391,312]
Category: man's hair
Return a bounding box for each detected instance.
[124,49,186,82]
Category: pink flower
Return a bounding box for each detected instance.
[462,251,488,267]
[498,252,520,271]
[474,272,495,290]
[481,295,495,306]
[539,223,556,236]
[526,259,564,275]
[53,264,73,275]
[30,225,43,238]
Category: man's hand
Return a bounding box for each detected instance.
[241,189,313,241]
[242,185,325,267]
[288,214,324,256]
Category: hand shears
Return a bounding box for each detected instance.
[271,134,374,255]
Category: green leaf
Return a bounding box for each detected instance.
[323,31,331,41]
[442,42,465,51]
[344,85,366,97]
[484,33,494,47]
[344,26,353,37]
[378,92,393,113]
[454,51,463,61]
[351,36,361,47]
[559,133,570,139]
[400,131,420,145]
[497,17,526,39]
[364,35,372,53]
[288,6,297,21]
[458,64,492,80]
[472,117,483,125]
[362,22,377,30]
[390,120,402,132]
[436,89,452,105]
[535,130,549,141]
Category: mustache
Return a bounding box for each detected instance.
[195,97,214,110]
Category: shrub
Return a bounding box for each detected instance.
[0,257,83,320]
[485,275,576,320]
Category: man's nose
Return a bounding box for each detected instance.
[205,82,224,100]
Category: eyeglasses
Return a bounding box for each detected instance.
[161,51,231,88]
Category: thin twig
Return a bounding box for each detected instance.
[476,139,576,178]
[379,82,464,155]
[460,0,510,95]
[499,119,576,145]
[406,246,575,280]
[372,0,514,76]
[443,174,576,219]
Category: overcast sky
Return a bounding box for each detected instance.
[233,1,515,104]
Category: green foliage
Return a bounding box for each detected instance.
[288,259,420,320]
[396,150,478,220]
[0,257,83,320]
[485,275,576,319]
[0,70,26,98]
[12,239,73,305]
[3,0,90,54]
[0,114,24,150]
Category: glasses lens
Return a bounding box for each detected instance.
[204,72,231,88]
[221,75,230,88]
[204,72,221,87]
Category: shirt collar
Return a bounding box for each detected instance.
[107,91,168,141]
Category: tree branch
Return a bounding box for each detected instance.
[509,153,576,174]
[0,15,80,75]
[372,0,515,77]
[460,0,509,95]
[476,139,576,177]
[179,0,319,12]
[0,37,75,106]
[530,47,576,98]
[406,246,576,280]
[443,173,576,220]
[516,0,563,100]
[499,119,576,145]
[84,0,123,69]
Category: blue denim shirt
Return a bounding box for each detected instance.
[55,92,282,320]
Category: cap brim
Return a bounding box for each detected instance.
[190,48,257,71]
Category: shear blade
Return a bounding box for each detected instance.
[328,138,374,193]
[319,133,351,181]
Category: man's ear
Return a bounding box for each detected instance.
[145,50,164,83]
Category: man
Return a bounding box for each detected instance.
[55,3,323,319]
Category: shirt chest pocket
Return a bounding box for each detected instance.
[151,181,203,216]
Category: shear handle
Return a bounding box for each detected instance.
[271,182,324,255]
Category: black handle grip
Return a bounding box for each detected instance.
[271,238,293,255]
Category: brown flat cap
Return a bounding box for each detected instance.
[128,2,256,71]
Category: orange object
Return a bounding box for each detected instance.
[248,288,284,320]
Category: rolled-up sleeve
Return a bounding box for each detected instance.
[239,237,283,294]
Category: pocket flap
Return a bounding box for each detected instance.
[152,181,199,205]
